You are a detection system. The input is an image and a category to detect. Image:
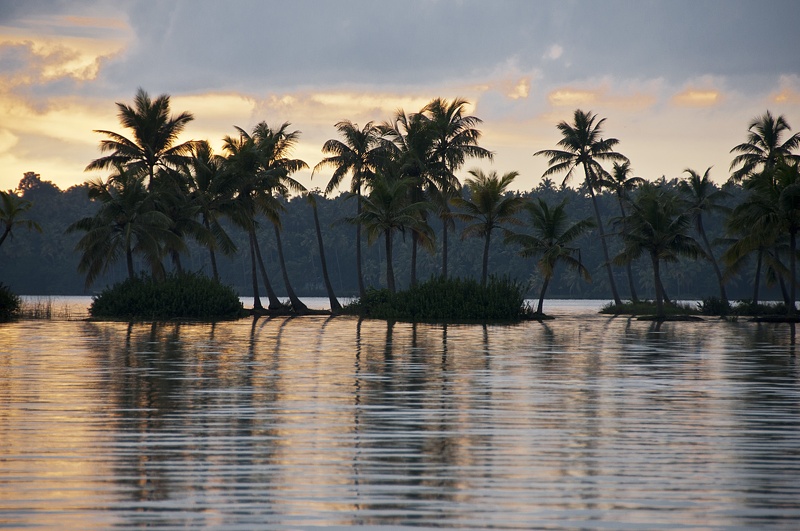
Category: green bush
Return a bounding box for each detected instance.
[697,296,731,316]
[0,283,21,322]
[343,276,526,322]
[730,299,789,316]
[600,300,699,316]
[90,273,245,320]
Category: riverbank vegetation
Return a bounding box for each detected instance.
[0,89,798,321]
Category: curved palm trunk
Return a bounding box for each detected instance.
[617,198,638,302]
[273,223,308,314]
[585,165,622,305]
[248,231,263,310]
[697,216,727,303]
[385,228,396,293]
[537,274,551,314]
[311,198,342,312]
[203,216,220,282]
[651,252,665,319]
[481,231,491,287]
[0,226,11,248]
[126,245,135,280]
[252,230,283,309]
[355,192,367,299]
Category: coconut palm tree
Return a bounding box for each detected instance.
[729,111,800,184]
[351,173,432,293]
[86,88,197,190]
[421,97,493,279]
[452,169,525,286]
[505,197,594,314]
[614,183,702,318]
[679,167,730,305]
[604,161,644,301]
[252,121,309,314]
[306,191,342,312]
[313,120,384,298]
[185,140,237,282]
[0,190,41,250]
[67,167,180,287]
[534,109,628,305]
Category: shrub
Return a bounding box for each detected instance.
[90,273,245,320]
[697,296,731,316]
[343,276,526,322]
[600,300,699,316]
[0,283,21,322]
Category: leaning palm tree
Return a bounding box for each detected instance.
[85,88,197,190]
[729,111,800,184]
[306,191,342,312]
[67,167,180,287]
[505,197,594,314]
[0,190,41,250]
[350,173,432,293]
[451,169,525,286]
[614,183,702,318]
[421,97,494,278]
[604,161,644,301]
[534,109,628,305]
[679,167,730,305]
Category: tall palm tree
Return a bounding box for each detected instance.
[252,121,309,314]
[0,190,41,250]
[313,120,384,298]
[306,191,342,312]
[67,167,179,287]
[351,173,432,293]
[505,197,594,314]
[85,88,197,190]
[604,161,644,301]
[729,111,800,184]
[452,169,525,286]
[421,97,494,279]
[679,167,730,304]
[534,109,628,305]
[380,109,436,286]
[614,183,702,318]
[185,140,237,282]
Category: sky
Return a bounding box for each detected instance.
[1,0,799,193]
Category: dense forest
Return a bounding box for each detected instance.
[0,90,797,309]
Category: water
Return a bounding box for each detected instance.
[1,300,799,529]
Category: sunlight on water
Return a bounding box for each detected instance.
[1,305,799,529]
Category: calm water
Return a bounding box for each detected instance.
[1,299,799,529]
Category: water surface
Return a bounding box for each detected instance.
[1,302,798,529]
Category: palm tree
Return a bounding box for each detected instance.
[614,183,702,318]
[67,167,180,287]
[604,161,644,301]
[505,197,594,314]
[380,109,436,286]
[307,191,342,312]
[252,121,309,314]
[351,173,432,293]
[421,97,493,278]
[729,111,800,184]
[313,120,384,298]
[185,140,237,282]
[534,109,628,305]
[452,169,525,286]
[0,190,41,250]
[85,88,197,190]
[679,167,730,304]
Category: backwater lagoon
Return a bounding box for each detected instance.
[1,299,798,529]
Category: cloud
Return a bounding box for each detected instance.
[672,89,722,107]
[543,44,563,61]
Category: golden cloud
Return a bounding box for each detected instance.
[547,86,655,111]
[672,89,722,107]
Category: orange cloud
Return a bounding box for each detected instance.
[672,89,722,107]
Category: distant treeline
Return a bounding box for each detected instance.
[0,171,780,301]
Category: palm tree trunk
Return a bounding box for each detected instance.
[273,223,308,314]
[311,197,342,312]
[753,248,763,305]
[697,217,727,304]
[441,216,449,280]
[171,250,183,275]
[252,230,283,309]
[203,216,220,282]
[248,231,263,310]
[0,226,10,248]
[618,198,638,302]
[585,165,622,305]
[385,228,395,293]
[537,275,551,314]
[481,231,491,287]
[790,229,797,316]
[410,231,418,287]
[356,192,366,299]
[651,252,664,318]
[126,245,135,280]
